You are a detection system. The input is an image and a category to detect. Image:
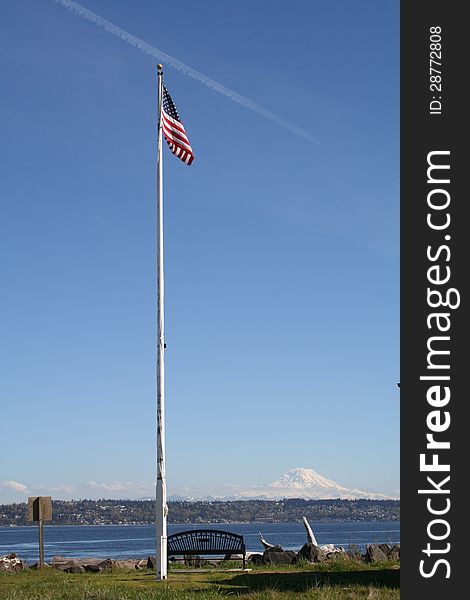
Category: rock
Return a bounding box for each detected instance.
[388,544,400,561]
[329,551,350,561]
[297,543,327,563]
[84,564,101,573]
[52,556,151,572]
[147,556,156,569]
[29,562,51,570]
[248,553,265,566]
[98,559,114,571]
[365,544,389,563]
[52,556,91,570]
[52,556,112,572]
[83,558,113,573]
[113,559,145,570]
[51,556,69,569]
[345,548,363,561]
[63,563,85,574]
[263,548,297,565]
[0,554,25,572]
[378,543,391,557]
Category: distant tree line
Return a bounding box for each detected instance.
[0,498,399,527]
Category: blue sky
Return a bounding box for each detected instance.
[0,0,399,503]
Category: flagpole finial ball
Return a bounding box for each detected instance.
[157,64,163,71]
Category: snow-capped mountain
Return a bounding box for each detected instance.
[274,467,342,491]
[169,467,392,501]
[243,467,390,500]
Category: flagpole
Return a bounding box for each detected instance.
[155,63,168,581]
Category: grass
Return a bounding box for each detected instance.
[0,560,400,600]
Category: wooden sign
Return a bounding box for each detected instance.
[27,497,52,570]
[28,496,52,522]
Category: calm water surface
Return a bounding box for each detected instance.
[0,521,400,564]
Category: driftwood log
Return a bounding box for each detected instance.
[302,516,318,546]
[259,532,276,550]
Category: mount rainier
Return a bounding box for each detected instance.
[170,467,392,501]
[237,468,390,500]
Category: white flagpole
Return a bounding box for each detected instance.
[155,63,168,581]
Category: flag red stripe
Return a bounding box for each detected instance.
[164,137,194,165]
[162,120,191,148]
[162,123,193,153]
[163,136,193,160]
[162,111,187,136]
[161,114,192,147]
[162,120,187,142]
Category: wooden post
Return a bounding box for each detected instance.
[28,496,52,569]
[38,510,44,570]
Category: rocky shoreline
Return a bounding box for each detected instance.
[1,543,400,574]
[244,542,400,567]
[0,553,152,573]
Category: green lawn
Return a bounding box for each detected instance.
[0,561,400,600]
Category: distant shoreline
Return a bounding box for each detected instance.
[0,498,399,527]
[1,518,400,528]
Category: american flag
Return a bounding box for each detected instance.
[161,85,194,165]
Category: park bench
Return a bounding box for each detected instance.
[167,529,246,568]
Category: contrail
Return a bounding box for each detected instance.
[49,0,319,144]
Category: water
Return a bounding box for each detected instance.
[0,521,399,564]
